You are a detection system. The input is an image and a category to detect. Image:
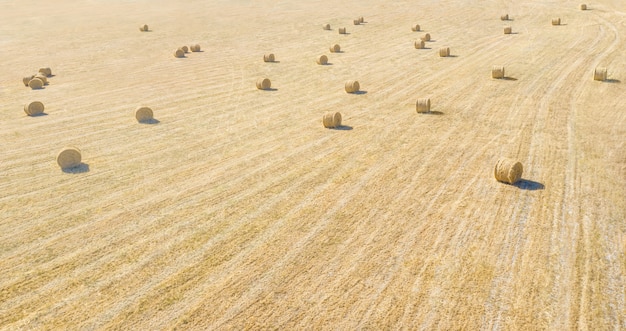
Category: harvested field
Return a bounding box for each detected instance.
[0,0,625,329]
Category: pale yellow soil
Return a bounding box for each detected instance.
[1,0,625,329]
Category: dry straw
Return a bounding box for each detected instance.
[411,24,421,32]
[135,106,154,123]
[256,78,271,90]
[38,67,52,77]
[494,158,523,184]
[190,44,201,52]
[323,24,331,30]
[504,26,512,34]
[24,101,44,116]
[492,66,505,79]
[264,53,275,62]
[580,4,587,10]
[593,67,607,81]
[323,111,342,128]
[330,44,341,53]
[23,75,34,86]
[316,55,328,65]
[552,18,561,25]
[28,78,44,89]
[501,14,509,21]
[353,19,360,25]
[421,33,431,41]
[344,80,360,93]
[174,48,185,58]
[34,73,48,85]
[339,27,346,34]
[416,98,431,113]
[139,24,148,32]
[439,47,450,57]
[181,46,189,53]
[359,17,364,23]
[57,147,82,169]
[414,40,425,49]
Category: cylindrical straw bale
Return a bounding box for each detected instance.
[323,112,342,128]
[174,48,185,58]
[359,17,364,23]
[344,80,360,93]
[439,47,450,57]
[593,67,607,81]
[339,27,346,34]
[580,4,587,10]
[494,158,523,184]
[421,33,431,41]
[135,106,154,123]
[504,26,512,34]
[411,24,421,32]
[34,73,48,85]
[39,67,52,77]
[256,78,271,90]
[323,24,331,30]
[24,101,45,116]
[191,44,201,52]
[316,55,328,65]
[416,98,431,113]
[264,53,275,62]
[181,46,189,53]
[57,147,82,170]
[140,24,148,32]
[552,18,561,25]
[23,75,34,86]
[492,66,505,79]
[501,14,509,21]
[28,78,44,89]
[353,19,360,25]
[414,40,425,49]
[330,44,341,53]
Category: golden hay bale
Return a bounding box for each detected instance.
[593,67,607,81]
[339,27,346,34]
[23,75,34,86]
[552,18,561,25]
[580,4,587,10]
[359,17,364,23]
[492,66,505,79]
[504,26,512,34]
[439,47,450,57]
[411,24,421,32]
[174,48,185,58]
[28,77,44,89]
[34,73,48,85]
[421,33,431,41]
[330,44,341,53]
[353,19,360,25]
[414,40,425,49]
[38,67,52,77]
[316,55,328,65]
[140,24,148,32]
[323,23,331,30]
[24,101,45,116]
[501,14,509,21]
[190,44,201,52]
[323,111,342,128]
[264,53,275,62]
[135,106,154,123]
[182,45,189,53]
[494,158,523,184]
[256,78,271,90]
[57,147,82,169]
[416,98,431,113]
[344,80,360,93]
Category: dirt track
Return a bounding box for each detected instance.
[1,0,624,329]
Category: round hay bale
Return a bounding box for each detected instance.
[323,111,342,128]
[359,17,364,23]
[501,14,509,21]
[23,75,34,86]
[411,24,421,32]
[182,45,189,53]
[504,26,512,34]
[439,47,450,57]
[264,53,275,62]
[416,98,431,113]
[421,33,431,41]
[323,23,331,30]
[316,55,328,65]
[24,101,45,116]
[140,24,148,32]
[580,4,587,10]
[57,147,82,170]
[492,66,505,79]
[256,78,271,90]
[330,44,341,53]
[339,27,346,34]
[191,44,201,52]
[38,67,52,77]
[353,19,360,25]
[135,106,154,123]
[34,73,48,85]
[28,78,44,89]
[494,158,523,184]
[344,80,360,93]
[552,18,561,25]
[593,67,607,81]
[414,40,425,49]
[174,48,185,58]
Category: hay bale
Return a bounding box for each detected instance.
[593,67,607,81]
[421,33,431,41]
[552,18,561,25]
[494,158,523,184]
[580,4,587,10]
[359,17,364,23]
[24,101,45,116]
[339,27,346,34]
[34,73,48,85]
[323,111,342,128]
[256,78,271,90]
[353,19,360,25]
[23,75,34,86]
[174,48,185,58]
[140,24,148,32]
[38,67,52,77]
[411,24,421,32]
[330,44,341,53]
[504,26,512,34]
[190,44,201,52]
[316,55,328,65]
[501,14,509,21]
[57,147,82,170]
[492,66,505,79]
[414,40,425,49]
[135,106,154,123]
[264,53,275,62]
[28,77,44,89]
[344,80,360,93]
[416,98,431,113]
[323,23,331,30]
[181,45,189,53]
[439,47,450,57]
